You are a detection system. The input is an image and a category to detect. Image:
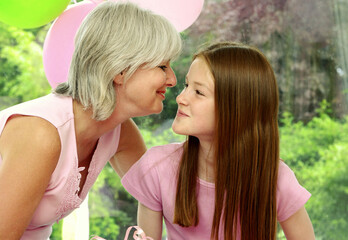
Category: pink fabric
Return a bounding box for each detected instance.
[123,226,154,240]
[0,94,121,240]
[91,226,154,240]
[122,143,311,240]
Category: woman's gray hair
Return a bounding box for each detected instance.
[54,1,182,120]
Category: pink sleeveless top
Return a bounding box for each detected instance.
[0,94,121,239]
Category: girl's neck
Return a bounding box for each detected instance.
[198,141,215,183]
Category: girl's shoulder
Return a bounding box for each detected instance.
[277,160,297,183]
[121,142,185,211]
[145,142,184,159]
[124,142,184,172]
[130,142,184,176]
[276,160,311,222]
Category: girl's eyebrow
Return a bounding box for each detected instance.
[186,76,214,93]
[185,76,214,94]
[186,76,205,87]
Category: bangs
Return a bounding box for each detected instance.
[132,14,182,70]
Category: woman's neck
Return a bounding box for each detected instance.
[72,100,124,148]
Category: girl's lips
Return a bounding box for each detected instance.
[177,110,189,117]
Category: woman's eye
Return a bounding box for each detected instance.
[158,65,167,71]
[184,83,188,88]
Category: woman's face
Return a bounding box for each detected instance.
[117,61,177,117]
[172,57,216,142]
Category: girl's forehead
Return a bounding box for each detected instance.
[187,58,215,91]
[189,57,209,73]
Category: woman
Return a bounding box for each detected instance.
[0,1,181,239]
[122,42,315,239]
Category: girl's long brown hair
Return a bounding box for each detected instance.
[173,42,279,240]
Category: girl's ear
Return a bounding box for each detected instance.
[113,72,124,85]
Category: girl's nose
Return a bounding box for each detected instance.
[176,89,188,105]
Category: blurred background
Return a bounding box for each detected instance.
[0,0,347,239]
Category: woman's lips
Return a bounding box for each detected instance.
[156,90,166,99]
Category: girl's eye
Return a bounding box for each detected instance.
[158,65,167,71]
[183,83,204,96]
[196,90,204,96]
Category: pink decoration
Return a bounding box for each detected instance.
[43,0,204,88]
[43,0,103,88]
[90,226,153,240]
[118,0,204,32]
[123,226,154,240]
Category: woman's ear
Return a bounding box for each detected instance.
[113,72,124,85]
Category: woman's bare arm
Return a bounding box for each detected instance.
[0,116,61,239]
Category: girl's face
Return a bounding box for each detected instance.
[117,61,177,117]
[172,57,215,142]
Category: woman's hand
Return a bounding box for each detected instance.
[0,116,60,239]
[280,206,315,240]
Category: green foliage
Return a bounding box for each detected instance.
[279,105,348,239]
[301,142,348,239]
[0,22,51,107]
[279,102,344,168]
[50,220,63,240]
[140,125,185,149]
[88,164,133,240]
[90,217,120,240]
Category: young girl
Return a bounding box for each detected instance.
[122,42,315,240]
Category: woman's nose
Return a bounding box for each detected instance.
[165,66,177,87]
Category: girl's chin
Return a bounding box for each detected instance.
[171,124,186,136]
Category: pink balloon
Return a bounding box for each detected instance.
[127,0,204,32]
[43,0,204,88]
[43,0,103,88]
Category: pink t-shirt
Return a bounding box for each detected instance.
[0,94,121,240]
[122,143,311,240]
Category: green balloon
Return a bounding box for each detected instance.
[0,0,71,29]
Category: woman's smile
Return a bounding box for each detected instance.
[156,90,166,99]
